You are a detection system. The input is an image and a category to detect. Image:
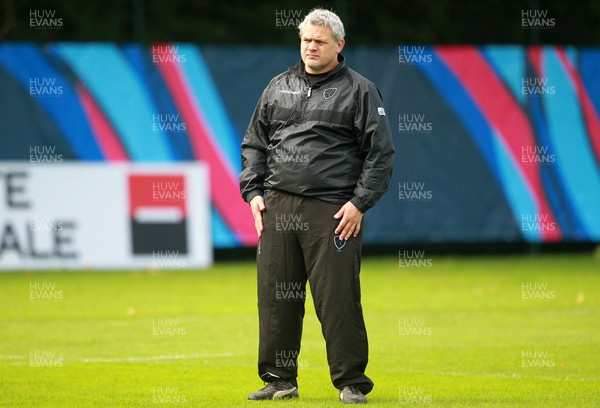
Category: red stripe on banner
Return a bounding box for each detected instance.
[554,47,600,165]
[155,52,258,246]
[76,82,128,161]
[436,45,561,242]
[527,46,543,78]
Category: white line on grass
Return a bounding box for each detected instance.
[80,352,234,363]
[0,352,234,365]
[400,369,600,383]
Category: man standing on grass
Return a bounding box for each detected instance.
[239,8,394,404]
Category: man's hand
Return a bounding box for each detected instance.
[250,195,266,238]
[334,201,364,240]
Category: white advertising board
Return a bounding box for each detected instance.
[0,162,211,270]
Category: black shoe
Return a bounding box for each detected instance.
[248,380,299,400]
[339,385,367,404]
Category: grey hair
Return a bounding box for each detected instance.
[298,8,345,42]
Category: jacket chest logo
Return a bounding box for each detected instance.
[322,88,337,101]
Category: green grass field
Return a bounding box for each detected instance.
[1,253,599,407]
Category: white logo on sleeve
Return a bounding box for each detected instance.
[377,107,386,116]
[278,89,301,95]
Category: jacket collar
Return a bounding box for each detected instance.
[293,54,347,85]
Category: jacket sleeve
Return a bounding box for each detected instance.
[350,82,395,213]
[239,85,271,203]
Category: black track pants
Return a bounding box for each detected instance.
[256,189,373,394]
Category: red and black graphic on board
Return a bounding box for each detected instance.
[128,174,188,255]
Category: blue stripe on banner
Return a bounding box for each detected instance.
[528,89,585,240]
[175,45,241,174]
[122,44,195,161]
[211,206,239,248]
[543,47,600,239]
[418,47,539,241]
[579,48,600,137]
[482,46,526,106]
[565,46,577,68]
[0,43,103,160]
[52,43,173,161]
[490,129,540,241]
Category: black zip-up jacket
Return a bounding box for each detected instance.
[240,54,395,213]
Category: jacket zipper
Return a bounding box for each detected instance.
[297,85,311,122]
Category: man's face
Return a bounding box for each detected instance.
[300,24,345,74]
